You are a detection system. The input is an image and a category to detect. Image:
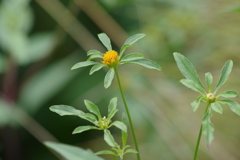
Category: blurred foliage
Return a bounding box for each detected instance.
[0,0,240,160]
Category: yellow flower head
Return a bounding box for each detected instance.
[102,50,119,67]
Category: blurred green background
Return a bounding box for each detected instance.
[0,0,240,159]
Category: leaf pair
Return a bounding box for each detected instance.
[50,97,127,134]
[71,33,161,88]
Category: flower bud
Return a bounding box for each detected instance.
[206,93,216,103]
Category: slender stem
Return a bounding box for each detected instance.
[114,67,141,160]
[193,103,210,160]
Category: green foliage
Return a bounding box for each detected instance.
[71,33,161,88]
[174,52,240,147]
[44,141,104,160]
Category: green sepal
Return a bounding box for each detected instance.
[191,96,204,112]
[211,102,223,114]
[87,50,103,56]
[121,53,144,62]
[218,100,240,116]
[173,52,205,92]
[121,59,161,71]
[214,60,233,93]
[108,97,118,118]
[217,90,238,98]
[84,100,102,120]
[98,33,112,51]
[71,61,98,70]
[104,68,115,88]
[202,109,214,147]
[205,72,213,93]
[104,130,118,148]
[72,126,99,134]
[90,64,105,75]
[95,150,116,156]
[109,121,127,133]
[180,79,205,95]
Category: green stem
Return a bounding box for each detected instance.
[114,67,141,160]
[193,103,210,160]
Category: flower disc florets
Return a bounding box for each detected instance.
[206,93,216,103]
[102,50,119,67]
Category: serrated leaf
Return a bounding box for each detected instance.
[124,33,146,45]
[205,72,213,93]
[202,110,214,147]
[90,64,105,75]
[87,55,103,61]
[217,90,238,98]
[124,149,138,154]
[121,53,144,62]
[50,105,85,117]
[218,100,240,116]
[108,97,118,118]
[71,61,98,70]
[180,79,205,95]
[95,150,116,156]
[211,102,223,114]
[73,126,99,134]
[44,141,103,160]
[108,109,118,120]
[110,121,127,133]
[84,100,102,120]
[122,113,128,146]
[122,59,161,71]
[104,68,115,88]
[214,60,233,93]
[98,33,112,51]
[104,130,118,148]
[87,50,103,56]
[173,52,205,92]
[120,44,131,56]
[191,96,204,112]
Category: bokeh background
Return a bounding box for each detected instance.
[0,0,240,159]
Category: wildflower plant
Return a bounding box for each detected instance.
[70,33,161,160]
[173,52,240,160]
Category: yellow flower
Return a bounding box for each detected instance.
[102,50,119,67]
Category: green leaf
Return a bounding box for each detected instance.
[124,149,138,154]
[214,60,233,93]
[120,44,131,56]
[121,53,144,62]
[180,79,205,95]
[71,61,98,70]
[108,109,118,120]
[104,130,118,148]
[82,113,98,125]
[50,105,85,117]
[95,150,116,156]
[218,100,240,116]
[84,100,102,120]
[211,102,223,114]
[124,33,146,45]
[87,55,103,61]
[217,90,238,98]
[104,68,115,88]
[122,113,128,147]
[191,96,204,112]
[202,110,214,147]
[90,64,105,75]
[173,52,205,92]
[44,141,103,160]
[110,121,127,133]
[108,97,118,118]
[122,59,161,71]
[73,126,99,134]
[98,33,112,51]
[205,72,213,93]
[87,50,103,56]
